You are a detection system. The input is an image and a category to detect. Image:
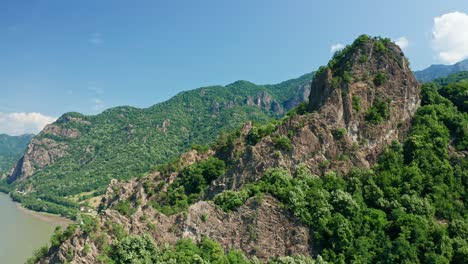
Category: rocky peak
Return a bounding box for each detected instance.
[35,36,422,263]
[213,35,419,191]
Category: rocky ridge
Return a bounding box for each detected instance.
[37,36,420,263]
[5,74,312,211]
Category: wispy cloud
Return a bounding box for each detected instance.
[330,43,345,53]
[0,112,56,136]
[89,33,104,46]
[394,37,409,49]
[92,98,105,111]
[432,11,468,64]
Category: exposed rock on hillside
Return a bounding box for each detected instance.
[6,74,313,208]
[8,137,68,183]
[36,36,421,263]
[212,37,419,192]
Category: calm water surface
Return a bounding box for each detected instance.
[0,193,70,264]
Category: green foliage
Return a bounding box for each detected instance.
[352,95,361,112]
[433,71,468,86]
[107,234,279,264]
[80,214,99,234]
[287,102,309,117]
[207,80,467,263]
[439,80,468,112]
[365,99,390,125]
[374,40,387,53]
[50,225,78,248]
[191,144,210,153]
[272,135,293,151]
[9,191,77,218]
[342,71,353,83]
[0,134,33,175]
[152,157,226,215]
[246,122,278,145]
[214,189,251,212]
[6,74,313,216]
[332,128,347,140]
[358,55,368,63]
[113,200,137,217]
[26,245,49,264]
[373,72,388,86]
[109,234,160,264]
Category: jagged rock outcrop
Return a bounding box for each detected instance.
[8,137,68,183]
[212,37,419,192]
[36,37,421,263]
[40,150,311,263]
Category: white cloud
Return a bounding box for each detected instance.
[394,37,409,49]
[330,43,345,53]
[92,98,105,111]
[432,11,468,64]
[0,112,56,136]
[89,33,103,46]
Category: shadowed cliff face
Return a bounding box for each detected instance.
[37,37,420,263]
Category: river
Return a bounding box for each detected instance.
[0,193,72,264]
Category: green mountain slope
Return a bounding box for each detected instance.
[0,134,33,176]
[35,37,468,263]
[4,73,312,216]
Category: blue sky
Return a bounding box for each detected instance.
[1,0,468,135]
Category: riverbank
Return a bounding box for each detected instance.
[15,202,73,228]
[0,193,73,264]
[0,189,73,227]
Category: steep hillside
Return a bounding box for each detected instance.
[0,134,33,178]
[31,36,468,263]
[3,74,312,216]
[414,58,468,82]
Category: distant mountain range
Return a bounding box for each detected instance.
[414,58,468,82]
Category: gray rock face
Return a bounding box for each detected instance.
[212,39,419,191]
[37,38,421,263]
[8,137,68,183]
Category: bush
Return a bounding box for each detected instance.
[359,55,368,63]
[352,96,361,112]
[113,200,136,217]
[246,122,278,145]
[332,128,347,139]
[287,102,309,116]
[365,100,389,124]
[373,72,388,86]
[109,234,159,264]
[214,189,251,212]
[272,135,293,151]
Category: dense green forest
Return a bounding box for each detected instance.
[32,72,467,264]
[98,72,467,263]
[211,74,468,263]
[0,134,33,175]
[2,74,312,217]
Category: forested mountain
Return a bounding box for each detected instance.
[414,58,468,82]
[33,36,467,263]
[0,134,33,176]
[1,73,312,216]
